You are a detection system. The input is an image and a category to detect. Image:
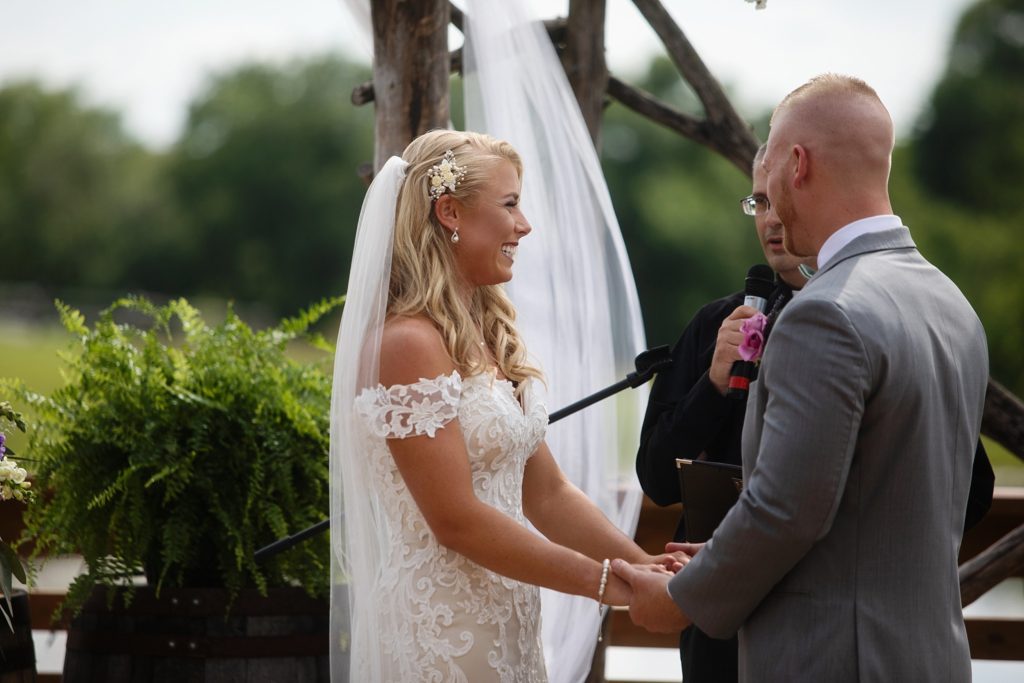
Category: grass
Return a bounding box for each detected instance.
[0,319,71,396]
[985,436,1024,487]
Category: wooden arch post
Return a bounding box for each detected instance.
[370,0,451,170]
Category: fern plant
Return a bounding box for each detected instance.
[15,295,342,615]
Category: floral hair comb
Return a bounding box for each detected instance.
[426,150,467,201]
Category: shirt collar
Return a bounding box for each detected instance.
[817,215,902,269]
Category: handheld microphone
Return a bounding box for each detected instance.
[726,264,774,400]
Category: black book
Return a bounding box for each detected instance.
[675,459,743,543]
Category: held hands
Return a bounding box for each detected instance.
[644,550,692,574]
[709,305,762,395]
[609,542,703,633]
[610,560,690,633]
[600,572,633,607]
[665,541,704,559]
[602,546,693,608]
[602,547,694,607]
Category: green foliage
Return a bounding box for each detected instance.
[0,82,179,293]
[890,146,1024,395]
[167,55,374,315]
[601,57,762,347]
[905,0,1024,395]
[12,295,342,616]
[0,53,372,317]
[913,0,1024,213]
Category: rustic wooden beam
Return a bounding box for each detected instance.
[608,77,709,153]
[352,17,567,109]
[966,618,1024,661]
[628,0,759,175]
[959,521,1024,607]
[609,607,1024,663]
[983,378,1024,462]
[369,0,451,169]
[562,0,609,147]
[448,1,464,32]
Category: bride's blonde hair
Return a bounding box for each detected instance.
[390,130,543,391]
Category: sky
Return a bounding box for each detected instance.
[0,0,978,149]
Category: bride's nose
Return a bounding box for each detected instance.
[514,211,532,236]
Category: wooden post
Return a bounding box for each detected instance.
[562,0,608,149]
[983,378,1024,462]
[370,0,451,170]
[960,522,1024,607]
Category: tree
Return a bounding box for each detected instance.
[0,82,174,293]
[601,57,767,346]
[913,0,1024,214]
[168,55,374,315]
[909,0,1024,398]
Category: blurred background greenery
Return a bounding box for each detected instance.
[1,0,1022,482]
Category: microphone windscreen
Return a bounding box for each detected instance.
[744,264,775,300]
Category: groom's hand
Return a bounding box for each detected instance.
[665,541,704,558]
[611,560,691,633]
[601,572,633,607]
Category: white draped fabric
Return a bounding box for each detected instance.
[336,2,648,681]
[461,2,647,680]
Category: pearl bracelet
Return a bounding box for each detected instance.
[596,559,610,641]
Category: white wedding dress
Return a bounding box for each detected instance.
[353,369,550,682]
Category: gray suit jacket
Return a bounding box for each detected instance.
[669,227,988,682]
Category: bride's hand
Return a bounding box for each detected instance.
[643,550,692,574]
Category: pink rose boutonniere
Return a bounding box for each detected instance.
[738,312,768,363]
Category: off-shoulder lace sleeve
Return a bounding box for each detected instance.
[354,371,462,439]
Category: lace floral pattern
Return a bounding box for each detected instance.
[356,373,462,439]
[354,371,548,682]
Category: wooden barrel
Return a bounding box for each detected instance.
[63,586,328,683]
[0,590,37,683]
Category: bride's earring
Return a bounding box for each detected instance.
[451,227,460,244]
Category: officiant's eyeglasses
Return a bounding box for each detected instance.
[740,194,770,216]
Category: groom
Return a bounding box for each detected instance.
[614,74,988,682]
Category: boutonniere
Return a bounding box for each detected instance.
[738,312,768,364]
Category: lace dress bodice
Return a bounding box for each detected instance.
[354,370,549,682]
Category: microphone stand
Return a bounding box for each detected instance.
[253,345,673,562]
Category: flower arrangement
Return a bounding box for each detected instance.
[738,312,768,364]
[0,400,30,632]
[13,295,342,617]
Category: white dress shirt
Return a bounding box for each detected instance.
[817,214,903,269]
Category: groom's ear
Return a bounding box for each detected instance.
[433,194,460,231]
[792,144,809,189]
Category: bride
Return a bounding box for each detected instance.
[330,129,684,682]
